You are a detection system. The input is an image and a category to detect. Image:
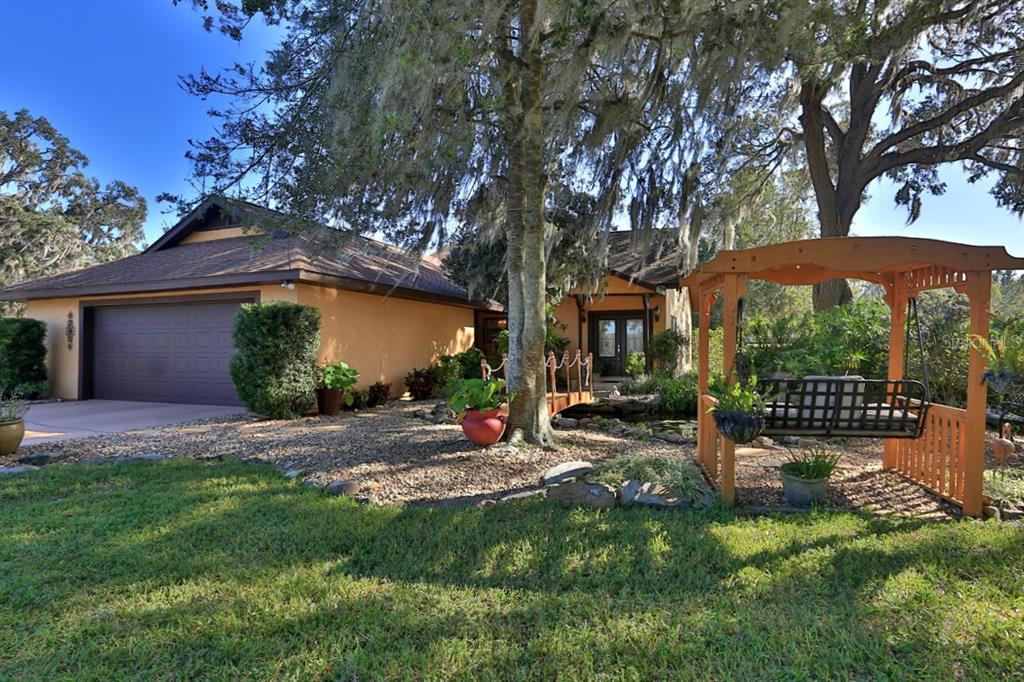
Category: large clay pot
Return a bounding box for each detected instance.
[0,419,26,456]
[317,388,345,416]
[461,408,506,446]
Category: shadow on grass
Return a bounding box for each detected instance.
[0,459,1022,678]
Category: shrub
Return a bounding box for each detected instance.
[407,348,486,400]
[624,351,646,378]
[366,381,391,407]
[229,302,320,419]
[649,329,687,374]
[404,366,448,400]
[440,348,485,382]
[655,372,699,416]
[0,318,48,398]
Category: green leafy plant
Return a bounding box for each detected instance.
[707,375,767,415]
[320,361,360,406]
[0,390,28,423]
[591,455,712,501]
[366,381,391,407]
[229,302,321,419]
[0,318,48,399]
[970,322,1024,394]
[449,378,511,413]
[648,329,687,373]
[656,372,699,416]
[624,351,646,378]
[781,444,841,481]
[404,365,449,400]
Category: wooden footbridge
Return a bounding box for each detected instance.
[482,350,594,415]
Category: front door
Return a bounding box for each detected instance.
[591,313,646,377]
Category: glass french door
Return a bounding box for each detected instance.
[592,313,646,376]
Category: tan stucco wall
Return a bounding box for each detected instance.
[298,283,474,393]
[551,275,672,357]
[179,227,262,244]
[24,284,297,400]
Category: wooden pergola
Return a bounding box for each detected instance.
[681,237,1024,517]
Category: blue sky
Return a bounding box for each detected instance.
[2,0,1021,257]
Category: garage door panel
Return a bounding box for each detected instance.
[91,300,244,406]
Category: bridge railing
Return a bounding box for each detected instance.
[481,350,594,414]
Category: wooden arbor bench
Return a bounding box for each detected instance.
[681,236,1023,518]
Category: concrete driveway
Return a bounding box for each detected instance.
[24,400,245,446]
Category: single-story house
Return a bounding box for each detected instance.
[0,196,490,405]
[478,231,692,377]
[1,196,692,405]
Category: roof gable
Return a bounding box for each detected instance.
[145,196,269,253]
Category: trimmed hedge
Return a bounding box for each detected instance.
[229,302,321,418]
[0,318,48,398]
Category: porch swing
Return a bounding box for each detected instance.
[744,298,933,439]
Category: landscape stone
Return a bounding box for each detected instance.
[779,436,801,446]
[327,479,361,496]
[283,468,304,479]
[983,505,1001,520]
[0,465,39,475]
[16,451,63,466]
[546,480,616,508]
[121,453,166,463]
[1001,507,1023,522]
[618,479,642,504]
[554,417,579,428]
[499,488,547,503]
[540,460,594,486]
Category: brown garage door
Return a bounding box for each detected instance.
[90,300,245,406]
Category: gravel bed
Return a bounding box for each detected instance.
[8,399,1010,518]
[5,401,689,504]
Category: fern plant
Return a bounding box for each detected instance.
[969,323,1024,394]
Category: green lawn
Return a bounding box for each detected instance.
[1,460,1022,680]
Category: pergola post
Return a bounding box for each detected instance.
[883,276,908,470]
[963,271,991,518]
[696,292,711,473]
[720,274,743,505]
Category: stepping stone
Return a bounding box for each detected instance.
[540,460,594,486]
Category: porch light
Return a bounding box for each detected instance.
[281,280,296,289]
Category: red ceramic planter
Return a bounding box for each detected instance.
[461,408,507,446]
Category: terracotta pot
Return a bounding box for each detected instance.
[462,408,507,447]
[316,388,345,416]
[0,419,26,456]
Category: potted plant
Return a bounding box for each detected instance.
[707,375,767,444]
[779,444,841,506]
[317,362,360,416]
[449,378,512,446]
[970,326,1024,395]
[0,391,28,456]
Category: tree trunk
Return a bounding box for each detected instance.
[505,0,554,446]
[799,80,854,311]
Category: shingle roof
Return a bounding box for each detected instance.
[0,198,494,308]
[605,230,685,289]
